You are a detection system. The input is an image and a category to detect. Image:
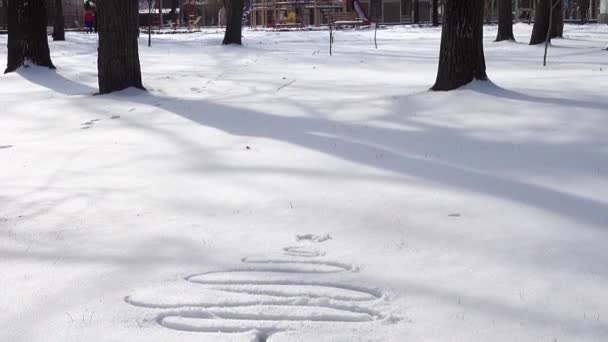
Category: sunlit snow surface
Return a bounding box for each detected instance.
[1,24,608,342]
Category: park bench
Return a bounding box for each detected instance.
[189,16,202,30]
[329,12,365,29]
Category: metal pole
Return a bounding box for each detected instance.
[374,23,377,49]
[149,0,153,46]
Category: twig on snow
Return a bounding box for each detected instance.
[277,80,296,92]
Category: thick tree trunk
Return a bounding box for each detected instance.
[496,0,515,41]
[432,0,488,91]
[530,0,552,45]
[53,0,65,41]
[97,0,144,94]
[413,0,420,24]
[579,0,590,23]
[551,0,563,38]
[432,0,439,26]
[5,0,55,73]
[223,0,244,44]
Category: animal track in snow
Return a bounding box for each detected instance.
[126,238,390,341]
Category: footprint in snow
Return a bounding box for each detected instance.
[81,119,101,129]
[81,116,119,129]
[126,235,394,340]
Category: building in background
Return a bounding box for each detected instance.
[138,0,223,28]
[600,0,608,23]
[47,0,86,28]
[0,0,606,30]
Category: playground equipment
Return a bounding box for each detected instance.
[247,0,371,28]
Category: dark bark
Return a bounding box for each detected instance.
[432,0,488,91]
[1,0,5,28]
[147,0,153,47]
[222,0,244,45]
[97,0,144,94]
[551,0,563,38]
[496,0,515,41]
[484,0,492,24]
[413,0,420,24]
[579,0,590,23]
[53,0,65,41]
[169,0,179,21]
[5,0,55,73]
[432,0,439,26]
[530,0,552,45]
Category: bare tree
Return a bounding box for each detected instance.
[551,0,563,38]
[5,0,55,73]
[432,0,439,26]
[530,0,551,44]
[579,0,590,23]
[222,0,244,44]
[530,0,563,45]
[543,0,562,65]
[53,0,65,41]
[169,0,179,22]
[496,0,515,41]
[97,0,144,93]
[432,0,488,91]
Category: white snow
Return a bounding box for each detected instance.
[1,23,608,342]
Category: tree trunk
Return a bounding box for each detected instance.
[413,0,420,24]
[496,0,515,41]
[97,0,144,94]
[484,0,492,24]
[432,0,488,91]
[551,0,563,38]
[169,0,179,22]
[223,0,244,44]
[530,0,552,45]
[579,0,590,23]
[5,0,55,73]
[53,0,65,41]
[0,0,5,30]
[432,0,439,26]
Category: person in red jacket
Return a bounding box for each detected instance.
[84,11,94,33]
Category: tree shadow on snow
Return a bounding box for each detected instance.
[17,68,608,231]
[17,67,98,96]
[467,80,607,111]
[128,93,608,231]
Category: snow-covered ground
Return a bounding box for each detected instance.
[1,23,608,342]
